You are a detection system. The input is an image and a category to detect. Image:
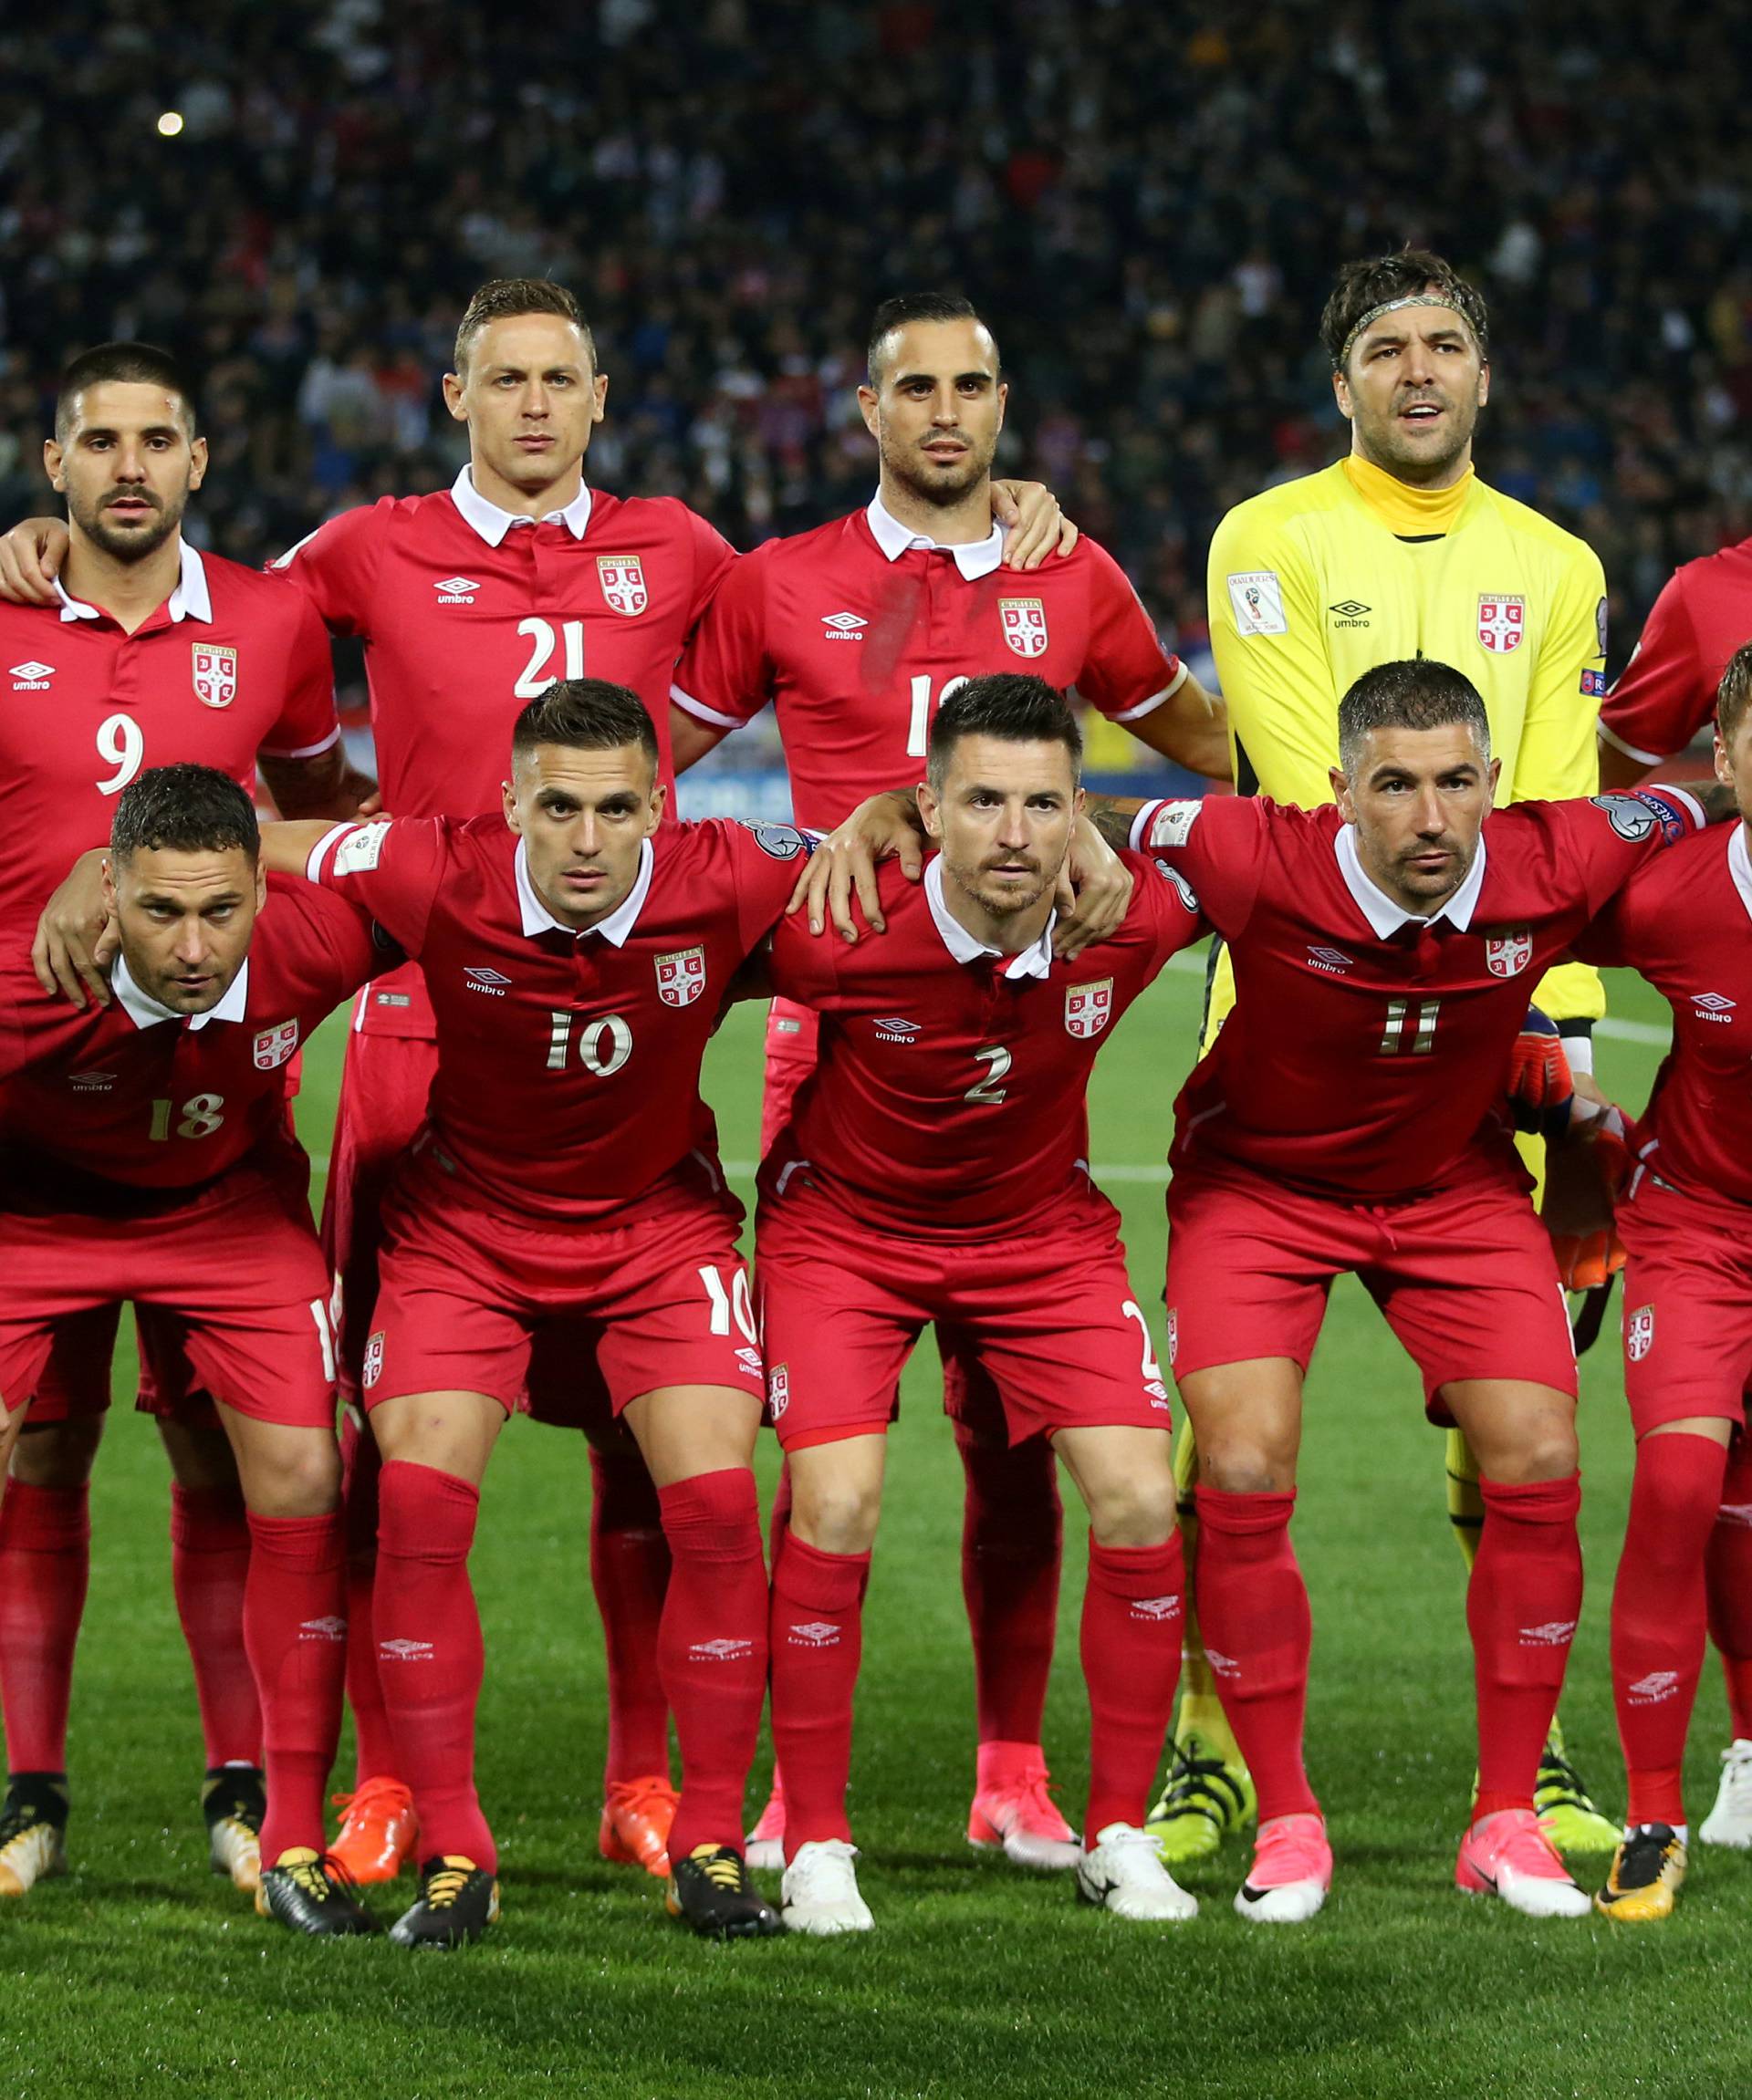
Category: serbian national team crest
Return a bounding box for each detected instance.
[1165,1307,1178,1365]
[597,555,648,617]
[1627,1305,1655,1363]
[1477,595,1526,654]
[655,946,706,1007]
[1485,930,1532,979]
[362,1331,385,1390]
[253,1019,300,1070]
[192,643,238,708]
[767,1363,789,1420]
[1065,977,1114,1039]
[999,597,1048,659]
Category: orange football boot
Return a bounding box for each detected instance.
[329,1776,419,1885]
[599,1774,680,1876]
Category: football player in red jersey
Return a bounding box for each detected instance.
[755,676,1208,1931]
[258,680,819,1947]
[1567,640,1752,1917]
[0,765,386,1935]
[1597,536,1752,788]
[671,293,1226,1870]
[4,281,1078,1889]
[0,344,368,1901]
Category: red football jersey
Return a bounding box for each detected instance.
[766,850,1203,1233]
[273,469,734,817]
[0,544,339,910]
[307,812,810,1222]
[1600,537,1752,767]
[1572,821,1752,1207]
[670,495,1184,827]
[0,877,380,1207]
[1129,786,1705,1199]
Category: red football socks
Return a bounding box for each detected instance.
[1470,1472,1582,1817]
[1081,1533,1184,1835]
[768,1530,871,1857]
[1707,1435,1752,1740]
[170,1482,261,1770]
[374,1461,494,1870]
[656,1469,766,1858]
[338,1409,399,1786]
[245,1510,347,1862]
[590,1445,672,1787]
[1193,1487,1319,1822]
[0,1479,90,1776]
[952,1407,1061,1751]
[1612,1432,1725,1829]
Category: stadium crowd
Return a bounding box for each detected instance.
[3,0,1751,668]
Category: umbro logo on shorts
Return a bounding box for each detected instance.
[298,1616,348,1642]
[822,611,866,639]
[690,1637,755,1661]
[787,1622,841,1648]
[380,1638,433,1661]
[1517,1620,1578,1647]
[1628,1669,1681,1704]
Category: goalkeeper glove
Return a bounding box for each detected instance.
[1507,1005,1574,1136]
[1547,1099,1632,1290]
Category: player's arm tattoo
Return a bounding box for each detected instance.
[1675,779,1739,826]
[1082,795,1150,858]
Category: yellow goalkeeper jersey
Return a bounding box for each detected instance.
[1205,452,1608,1031]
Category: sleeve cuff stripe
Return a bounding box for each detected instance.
[307,822,352,881]
[1129,800,1164,852]
[1598,720,1667,765]
[1662,785,1706,827]
[669,682,746,729]
[1110,660,1190,723]
[258,724,343,761]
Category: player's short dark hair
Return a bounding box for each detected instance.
[454,279,596,377]
[55,342,197,442]
[1337,660,1492,775]
[110,764,258,863]
[866,293,996,385]
[927,674,1081,793]
[512,678,659,772]
[1716,640,1752,745]
[1319,247,1491,373]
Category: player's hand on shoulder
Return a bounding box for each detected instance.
[0,516,69,607]
[32,847,116,1008]
[787,789,924,941]
[1542,1095,1632,1290]
[992,481,1078,570]
[1053,815,1133,959]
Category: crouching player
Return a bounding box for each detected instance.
[1566,640,1752,1918]
[0,765,390,1934]
[759,675,1206,1932]
[263,679,813,1946]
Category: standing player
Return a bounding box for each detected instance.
[670,292,1227,1867]
[1160,247,1619,1866]
[0,345,364,1899]
[758,676,1206,1932]
[261,680,816,1947]
[1596,534,1752,787]
[1,765,390,1936]
[1567,641,1752,1917]
[7,279,1074,1888]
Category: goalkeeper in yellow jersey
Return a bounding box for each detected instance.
[1149,246,1621,1866]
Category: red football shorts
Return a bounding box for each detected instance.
[755,1168,1173,1451]
[0,1167,337,1430]
[1618,1174,1752,1437]
[359,1155,764,1418]
[1164,1155,1578,1418]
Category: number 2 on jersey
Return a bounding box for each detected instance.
[515,618,586,699]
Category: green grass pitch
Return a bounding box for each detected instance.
[6,954,1750,2100]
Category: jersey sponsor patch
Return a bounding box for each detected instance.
[740,819,812,861]
[1145,800,1203,850]
[1627,1303,1654,1361]
[1483,930,1532,979]
[1580,668,1607,698]
[655,945,706,1007]
[332,821,391,875]
[998,597,1048,658]
[1065,977,1114,1039]
[597,555,648,617]
[192,643,238,708]
[1476,594,1526,654]
[1227,570,1288,636]
[253,1019,300,1069]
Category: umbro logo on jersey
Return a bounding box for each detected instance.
[1517,1619,1578,1648]
[379,1638,433,1661]
[1628,1669,1681,1704]
[787,1622,841,1648]
[821,611,866,639]
[9,660,52,689]
[433,576,479,603]
[1129,1595,1181,1622]
[1307,945,1354,975]
[464,966,511,995]
[1695,993,1736,1023]
[299,1616,347,1642]
[872,1016,921,1042]
[690,1637,754,1661]
[68,1071,115,1092]
[1329,599,1371,626]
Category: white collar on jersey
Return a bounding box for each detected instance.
[1335,823,1488,939]
[924,855,1054,979]
[57,539,214,626]
[1727,824,1752,920]
[111,950,250,1031]
[866,491,1005,581]
[452,465,593,547]
[516,835,652,944]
